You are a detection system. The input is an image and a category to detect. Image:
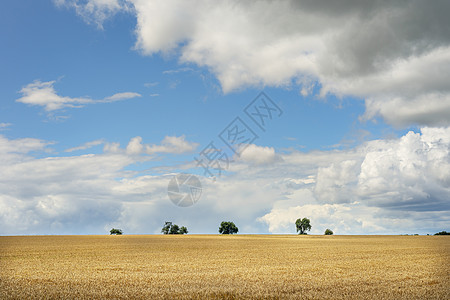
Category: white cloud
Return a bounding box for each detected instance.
[309,128,450,212]
[17,80,141,112]
[65,139,104,152]
[54,0,132,29]
[146,135,198,154]
[126,136,144,155]
[314,159,361,204]
[0,134,52,165]
[144,82,159,88]
[17,80,91,111]
[362,93,450,128]
[259,203,374,234]
[257,203,449,235]
[67,136,198,156]
[255,126,450,234]
[163,67,194,75]
[103,92,141,102]
[356,128,450,210]
[66,0,450,127]
[237,144,279,165]
[0,134,200,235]
[103,142,121,153]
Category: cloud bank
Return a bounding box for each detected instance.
[1,127,448,235]
[0,135,198,235]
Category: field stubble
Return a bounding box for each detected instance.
[0,235,449,299]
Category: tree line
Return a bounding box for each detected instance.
[110,218,333,235]
[110,220,449,236]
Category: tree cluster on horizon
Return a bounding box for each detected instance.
[161,222,188,235]
[434,231,449,235]
[112,219,449,235]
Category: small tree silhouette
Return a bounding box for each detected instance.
[434,231,449,235]
[110,228,123,235]
[324,228,334,235]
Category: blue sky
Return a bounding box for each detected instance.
[1,0,449,235]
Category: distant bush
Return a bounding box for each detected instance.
[324,229,333,235]
[110,228,123,235]
[434,231,449,235]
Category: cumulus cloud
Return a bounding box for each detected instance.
[312,128,450,211]
[258,203,450,235]
[259,203,379,234]
[0,153,133,234]
[357,128,450,211]
[237,144,280,165]
[233,126,450,234]
[17,80,141,112]
[146,135,198,154]
[126,136,144,155]
[314,159,361,204]
[212,127,449,234]
[63,0,450,127]
[0,134,202,235]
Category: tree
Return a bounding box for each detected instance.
[434,231,449,235]
[219,221,238,234]
[179,226,188,234]
[110,228,123,235]
[324,228,334,235]
[295,218,311,235]
[169,224,180,234]
[161,222,172,234]
[161,221,188,235]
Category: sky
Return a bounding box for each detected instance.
[0,0,449,235]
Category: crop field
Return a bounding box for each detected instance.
[0,235,449,299]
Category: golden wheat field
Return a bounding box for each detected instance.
[0,235,449,299]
